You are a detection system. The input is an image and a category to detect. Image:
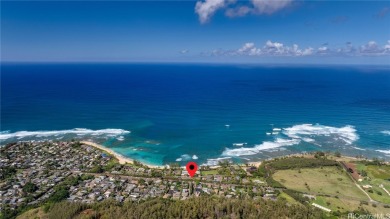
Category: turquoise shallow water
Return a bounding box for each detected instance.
[1,64,390,165]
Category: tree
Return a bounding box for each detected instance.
[48,187,69,203]
[90,165,104,173]
[0,166,17,180]
[23,182,38,193]
[218,160,231,168]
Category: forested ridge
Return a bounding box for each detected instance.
[44,196,325,219]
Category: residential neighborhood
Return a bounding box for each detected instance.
[0,141,269,212]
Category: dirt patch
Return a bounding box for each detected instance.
[341,162,360,180]
[80,209,95,216]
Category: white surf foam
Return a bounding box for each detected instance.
[203,157,232,166]
[175,154,191,162]
[376,150,390,155]
[222,138,300,156]
[221,123,360,157]
[381,130,390,136]
[233,143,247,147]
[0,128,131,141]
[192,155,198,160]
[352,146,366,151]
[283,124,358,145]
[302,137,315,143]
[116,136,125,141]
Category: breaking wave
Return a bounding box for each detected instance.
[352,146,366,151]
[376,150,390,155]
[175,154,191,162]
[222,123,359,157]
[203,157,232,166]
[222,138,300,156]
[0,128,131,142]
[381,130,390,136]
[283,124,358,145]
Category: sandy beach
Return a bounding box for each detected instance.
[247,161,262,167]
[81,141,134,164]
[81,141,163,169]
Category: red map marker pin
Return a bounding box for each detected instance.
[186,161,198,177]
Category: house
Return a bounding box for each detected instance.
[303,194,316,200]
[246,166,257,173]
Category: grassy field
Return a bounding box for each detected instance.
[201,170,218,176]
[366,165,390,180]
[273,166,368,200]
[312,195,390,214]
[355,163,390,204]
[278,192,301,206]
[16,207,47,219]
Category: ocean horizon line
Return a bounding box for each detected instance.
[1,61,390,68]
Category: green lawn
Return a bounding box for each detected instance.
[201,170,218,176]
[278,192,301,205]
[312,196,390,214]
[366,165,390,180]
[313,196,332,210]
[355,163,390,204]
[273,167,367,200]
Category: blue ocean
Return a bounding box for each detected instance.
[1,63,390,165]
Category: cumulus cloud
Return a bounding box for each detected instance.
[195,0,227,23]
[263,40,287,54]
[385,40,390,51]
[225,5,252,17]
[358,41,390,56]
[251,0,293,15]
[336,42,356,55]
[195,0,293,23]
[180,49,189,54]
[204,40,390,57]
[302,47,314,56]
[317,46,329,54]
[237,42,260,55]
[231,40,313,56]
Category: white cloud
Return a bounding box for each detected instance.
[195,0,293,23]
[359,40,390,55]
[302,47,314,56]
[225,6,252,17]
[195,0,227,24]
[263,40,286,54]
[385,40,390,50]
[233,41,312,56]
[237,42,261,55]
[336,42,356,55]
[317,46,330,55]
[180,49,189,54]
[360,41,380,53]
[251,0,293,15]
[205,40,390,57]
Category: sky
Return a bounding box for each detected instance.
[1,0,390,64]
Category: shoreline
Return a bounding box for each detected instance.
[81,141,388,169]
[80,141,163,169]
